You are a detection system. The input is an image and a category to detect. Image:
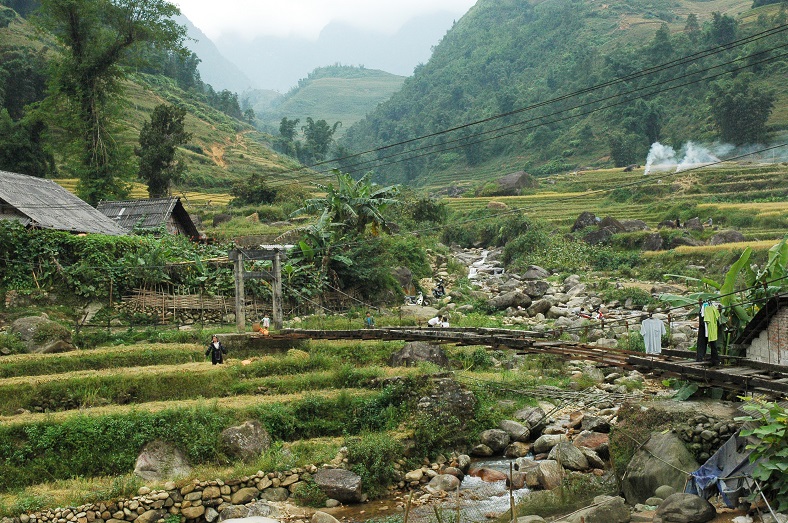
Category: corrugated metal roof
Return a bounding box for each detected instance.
[97,197,200,239]
[0,170,127,235]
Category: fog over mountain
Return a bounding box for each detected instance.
[211,10,460,92]
[177,16,258,93]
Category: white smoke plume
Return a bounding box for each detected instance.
[643,141,739,175]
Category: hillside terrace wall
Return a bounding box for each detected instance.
[747,307,788,365]
[0,467,316,523]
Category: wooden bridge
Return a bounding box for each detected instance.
[270,326,788,398]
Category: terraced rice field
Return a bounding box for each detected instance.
[53,179,233,207]
[443,164,788,240]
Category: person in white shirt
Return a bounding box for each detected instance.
[427,315,441,327]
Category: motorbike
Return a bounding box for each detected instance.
[404,291,430,307]
[432,279,446,300]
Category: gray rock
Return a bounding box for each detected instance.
[537,460,562,490]
[571,212,598,232]
[653,493,716,523]
[136,510,165,523]
[562,495,630,523]
[598,217,627,233]
[205,507,220,523]
[548,441,589,471]
[643,233,664,251]
[133,440,191,481]
[684,218,704,231]
[231,487,260,505]
[504,442,532,458]
[488,291,532,311]
[471,443,494,456]
[181,506,205,519]
[10,315,75,354]
[577,447,606,469]
[655,485,677,499]
[313,468,363,503]
[426,474,461,493]
[391,267,413,290]
[527,299,553,317]
[709,230,745,245]
[647,497,665,506]
[523,266,551,280]
[583,228,614,245]
[312,511,341,523]
[457,454,472,472]
[522,280,550,298]
[534,434,567,454]
[480,429,511,453]
[259,487,289,502]
[390,342,450,368]
[513,406,547,432]
[222,518,279,523]
[220,420,271,462]
[581,415,611,433]
[499,420,530,442]
[621,219,649,232]
[622,432,700,505]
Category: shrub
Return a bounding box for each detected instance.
[0,332,25,355]
[291,479,329,507]
[345,432,404,498]
[601,287,656,307]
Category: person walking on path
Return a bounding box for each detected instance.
[205,334,227,365]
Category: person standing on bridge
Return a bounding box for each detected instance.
[365,311,375,328]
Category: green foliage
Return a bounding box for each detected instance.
[0,110,55,177]
[601,287,656,307]
[291,479,328,507]
[230,171,278,206]
[345,432,404,498]
[36,0,186,204]
[737,397,788,511]
[707,74,776,145]
[136,103,192,198]
[617,331,646,352]
[0,331,25,355]
[452,347,494,370]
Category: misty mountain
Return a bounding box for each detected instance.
[177,15,257,93]
[213,11,460,92]
[340,0,788,187]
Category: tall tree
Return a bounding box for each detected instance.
[707,74,775,145]
[301,117,341,163]
[136,104,191,198]
[36,0,186,205]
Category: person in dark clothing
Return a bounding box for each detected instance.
[205,334,227,365]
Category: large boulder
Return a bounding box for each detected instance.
[479,429,511,454]
[653,493,716,523]
[392,267,414,291]
[134,440,191,481]
[10,315,75,354]
[584,228,614,245]
[218,501,280,521]
[527,299,553,317]
[416,377,478,424]
[522,280,550,299]
[621,220,649,232]
[513,406,547,433]
[537,460,562,490]
[571,212,598,232]
[709,230,745,245]
[548,441,589,471]
[523,265,551,280]
[643,233,664,251]
[426,474,461,493]
[390,342,450,368]
[313,468,363,503]
[499,420,530,442]
[573,431,610,459]
[220,420,271,462]
[562,495,630,523]
[598,217,626,233]
[488,291,532,311]
[622,432,700,505]
[493,171,537,195]
[533,434,568,454]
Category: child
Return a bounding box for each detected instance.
[364,312,375,328]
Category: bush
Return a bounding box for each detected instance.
[291,479,328,507]
[346,432,404,498]
[0,331,25,355]
[601,287,656,307]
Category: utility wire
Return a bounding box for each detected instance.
[275,23,788,178]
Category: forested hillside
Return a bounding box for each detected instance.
[249,65,406,137]
[0,0,300,201]
[340,0,788,186]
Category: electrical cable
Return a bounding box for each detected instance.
[272,23,788,178]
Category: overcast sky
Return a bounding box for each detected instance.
[174,0,477,41]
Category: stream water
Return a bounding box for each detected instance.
[325,458,530,523]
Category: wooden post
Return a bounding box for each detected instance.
[273,249,283,330]
[232,249,245,333]
[509,462,515,523]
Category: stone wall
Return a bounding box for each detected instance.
[673,414,742,462]
[0,467,315,523]
[747,307,788,365]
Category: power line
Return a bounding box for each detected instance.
[275,23,788,178]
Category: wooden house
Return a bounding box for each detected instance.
[97,197,201,239]
[0,170,126,235]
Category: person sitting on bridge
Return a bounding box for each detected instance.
[440,316,450,328]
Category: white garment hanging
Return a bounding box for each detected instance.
[640,317,666,355]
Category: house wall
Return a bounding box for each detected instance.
[747,307,788,365]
